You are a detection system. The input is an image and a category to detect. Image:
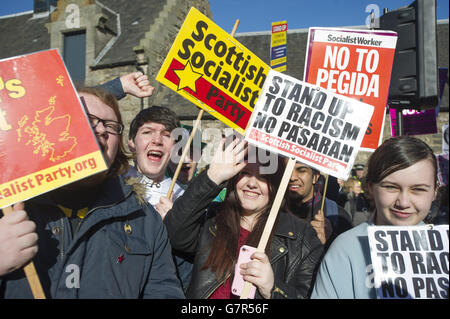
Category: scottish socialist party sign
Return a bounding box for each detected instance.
[304,28,397,151]
[368,225,449,299]
[245,69,374,179]
[0,50,107,208]
[156,7,270,135]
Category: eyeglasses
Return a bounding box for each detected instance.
[87,113,124,135]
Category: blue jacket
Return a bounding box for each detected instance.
[0,176,185,299]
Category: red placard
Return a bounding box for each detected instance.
[304,28,397,151]
[0,49,107,208]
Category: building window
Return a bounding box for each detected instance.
[63,31,86,84]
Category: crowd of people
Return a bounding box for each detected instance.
[0,72,448,299]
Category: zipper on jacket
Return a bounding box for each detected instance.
[59,218,65,258]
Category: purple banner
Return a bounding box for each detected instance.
[390,68,448,137]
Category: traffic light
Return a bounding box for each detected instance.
[380,0,439,109]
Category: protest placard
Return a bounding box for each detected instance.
[304,28,397,151]
[156,7,270,135]
[245,69,374,180]
[368,225,449,299]
[270,21,287,72]
[0,49,108,209]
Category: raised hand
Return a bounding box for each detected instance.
[207,137,248,185]
[120,72,155,98]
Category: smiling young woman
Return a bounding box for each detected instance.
[366,137,438,227]
[311,136,439,299]
[163,139,324,299]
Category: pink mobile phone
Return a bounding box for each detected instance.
[231,245,257,298]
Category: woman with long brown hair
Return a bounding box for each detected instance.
[162,138,323,299]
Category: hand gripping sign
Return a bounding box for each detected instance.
[0,49,108,298]
[304,28,397,151]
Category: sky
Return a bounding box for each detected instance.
[0,0,448,33]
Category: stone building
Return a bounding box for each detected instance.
[1,0,448,170]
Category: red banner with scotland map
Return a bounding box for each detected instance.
[0,49,107,208]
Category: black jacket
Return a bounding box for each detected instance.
[164,171,324,299]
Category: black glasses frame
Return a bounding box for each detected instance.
[87,113,124,135]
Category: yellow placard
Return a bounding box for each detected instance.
[156,7,270,135]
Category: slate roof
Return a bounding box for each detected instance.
[91,0,167,68]
[0,11,50,60]
[0,0,166,67]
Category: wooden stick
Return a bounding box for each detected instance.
[167,109,204,199]
[2,206,46,299]
[240,157,296,299]
[167,19,241,199]
[320,174,329,214]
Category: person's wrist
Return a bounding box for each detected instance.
[206,167,222,185]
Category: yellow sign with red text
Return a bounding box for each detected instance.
[156,7,270,135]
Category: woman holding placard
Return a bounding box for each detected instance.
[311,136,439,298]
[161,138,323,299]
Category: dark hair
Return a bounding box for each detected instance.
[366,136,437,187]
[128,106,181,141]
[77,86,130,177]
[202,153,285,281]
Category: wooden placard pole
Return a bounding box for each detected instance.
[320,174,329,213]
[167,109,204,199]
[1,206,46,299]
[167,19,241,199]
[240,157,296,299]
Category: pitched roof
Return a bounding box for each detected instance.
[0,11,50,60]
[0,0,166,66]
[91,0,167,68]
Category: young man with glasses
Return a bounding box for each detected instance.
[0,87,184,298]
